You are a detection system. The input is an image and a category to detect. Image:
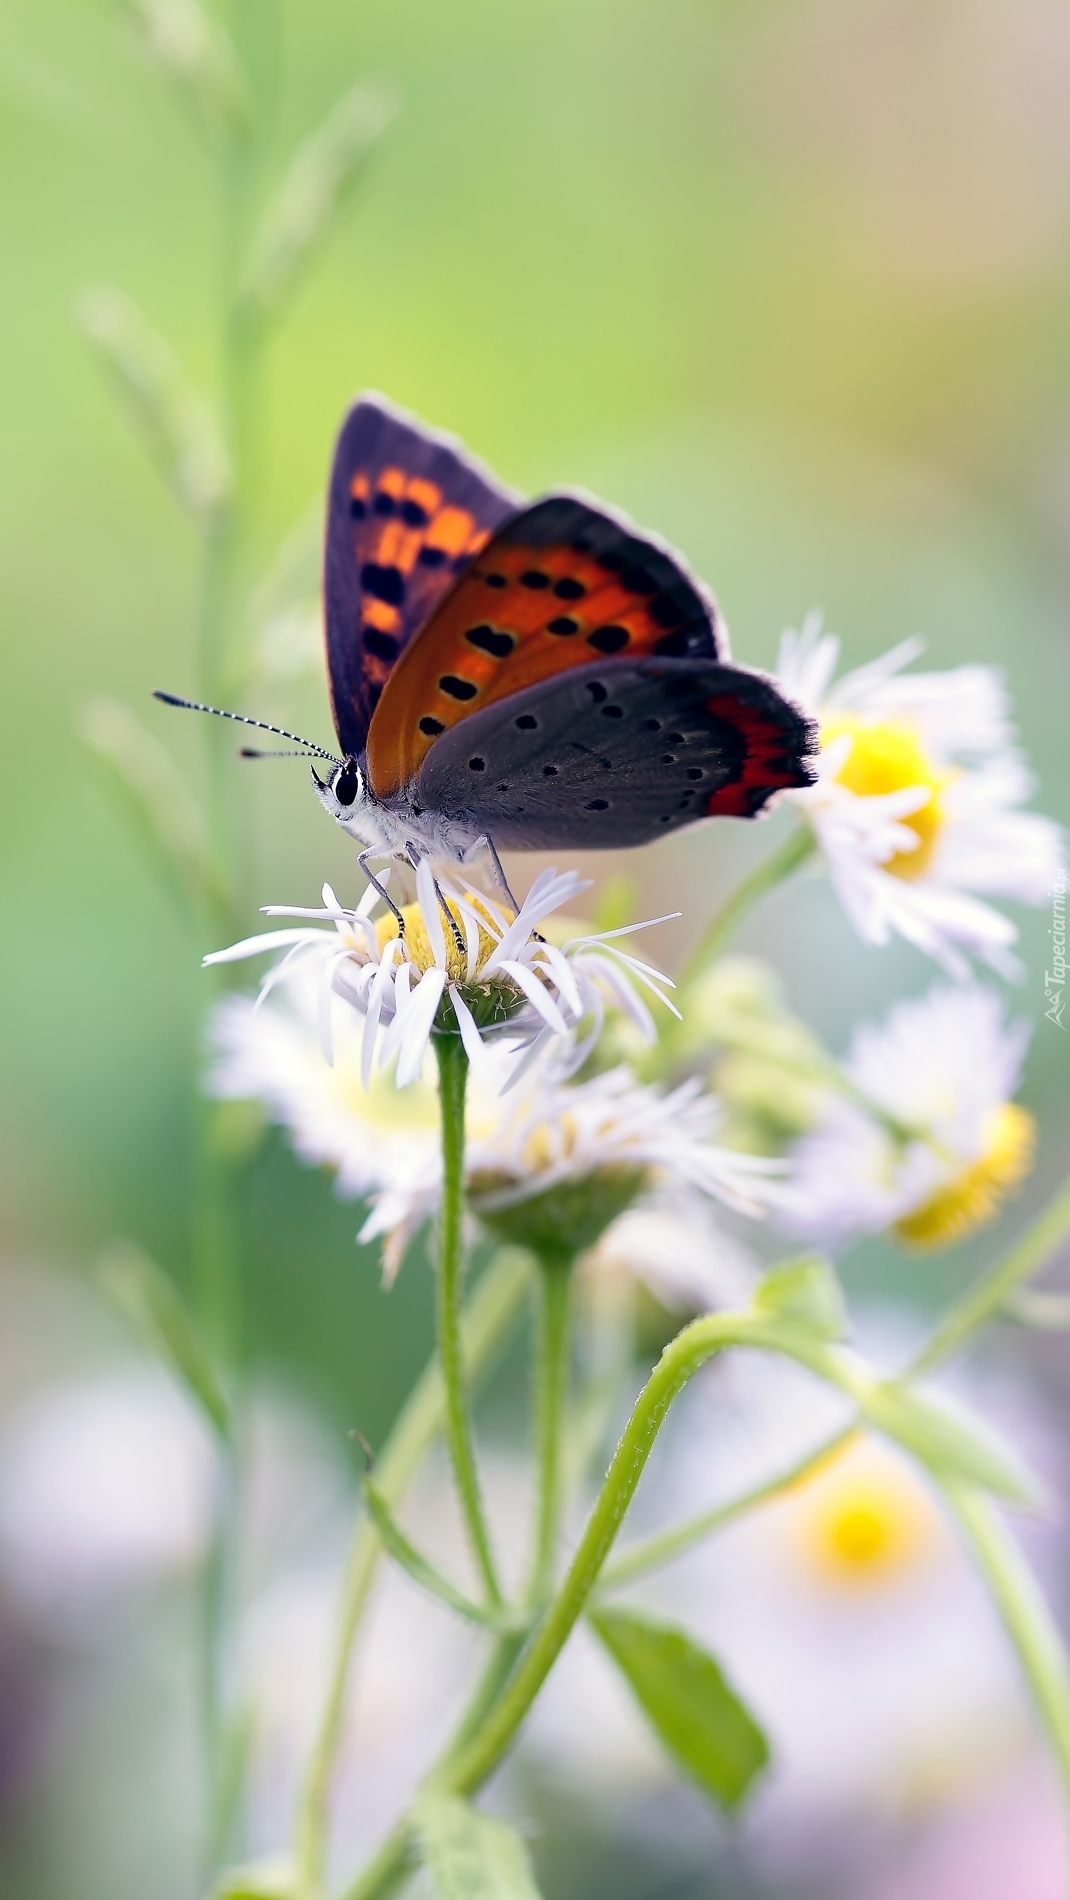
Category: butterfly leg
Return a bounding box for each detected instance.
[465,833,522,917]
[357,847,407,937]
[403,842,466,960]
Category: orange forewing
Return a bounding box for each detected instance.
[367,536,711,798]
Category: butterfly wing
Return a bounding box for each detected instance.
[364,495,727,800]
[323,394,521,758]
[410,658,817,850]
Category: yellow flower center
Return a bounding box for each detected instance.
[375,895,515,982]
[895,1102,1036,1250]
[822,712,950,879]
[793,1439,940,1590]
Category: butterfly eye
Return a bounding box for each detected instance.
[334,765,360,807]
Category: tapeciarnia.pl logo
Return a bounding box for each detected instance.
[1045,867,1067,1029]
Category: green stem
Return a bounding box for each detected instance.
[908,1173,1070,1379]
[599,1423,857,1590]
[295,1251,529,1900]
[678,823,816,987]
[941,1482,1070,1803]
[529,1255,573,1605]
[433,1033,502,1608]
[437,1312,761,1799]
[361,1476,529,1632]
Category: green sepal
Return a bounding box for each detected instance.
[415,1793,544,1900]
[754,1255,847,1340]
[471,1165,647,1261]
[589,1605,769,1810]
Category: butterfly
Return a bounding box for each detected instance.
[159,394,816,907]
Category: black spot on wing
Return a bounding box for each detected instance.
[438,674,478,701]
[361,562,406,606]
[363,627,399,662]
[465,625,515,658]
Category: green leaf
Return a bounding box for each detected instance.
[754,1256,846,1340]
[862,1380,1043,1506]
[242,82,397,318]
[77,696,223,916]
[99,1241,229,1437]
[589,1606,768,1810]
[120,0,245,128]
[415,1794,544,1900]
[76,286,230,520]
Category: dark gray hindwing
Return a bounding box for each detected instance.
[412,660,816,850]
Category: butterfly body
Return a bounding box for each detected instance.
[315,395,817,870]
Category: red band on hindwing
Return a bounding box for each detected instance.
[703,692,811,816]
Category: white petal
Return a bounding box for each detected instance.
[499,960,569,1035]
[203,928,320,966]
[415,859,448,970]
[396,967,447,1087]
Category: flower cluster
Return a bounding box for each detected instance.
[207,865,781,1281]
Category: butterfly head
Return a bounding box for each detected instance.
[312,756,367,822]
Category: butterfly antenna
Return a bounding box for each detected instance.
[240,747,323,760]
[153,691,343,766]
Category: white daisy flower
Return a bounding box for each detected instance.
[207,978,782,1281]
[776,614,1063,978]
[783,983,1036,1252]
[204,864,677,1093]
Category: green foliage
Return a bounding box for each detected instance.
[119,0,245,128]
[76,286,230,521]
[589,1606,769,1811]
[77,696,224,917]
[99,1239,230,1436]
[241,82,398,320]
[416,1794,544,1900]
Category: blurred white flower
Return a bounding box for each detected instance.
[783,983,1035,1251]
[0,1368,214,1626]
[205,865,677,1091]
[585,1192,760,1316]
[208,977,782,1280]
[777,615,1063,977]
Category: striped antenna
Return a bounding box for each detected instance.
[153,691,343,766]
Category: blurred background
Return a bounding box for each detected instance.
[1,1,1070,1895]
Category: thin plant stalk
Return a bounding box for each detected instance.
[432,1032,502,1607]
[191,2,279,1860]
[942,1482,1070,1803]
[600,1423,857,1590]
[677,822,816,986]
[528,1255,574,1605]
[908,1174,1070,1379]
[294,1251,529,1899]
